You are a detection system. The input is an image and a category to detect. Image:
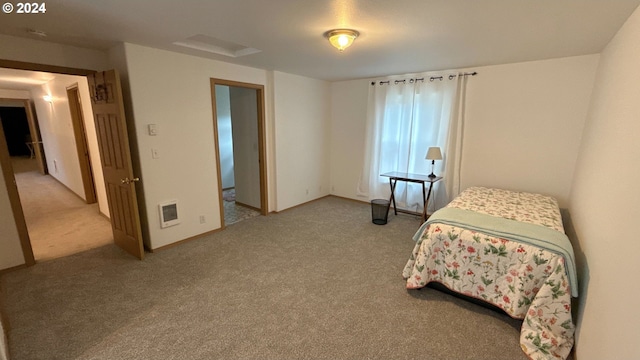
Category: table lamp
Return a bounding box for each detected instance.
[425,147,442,178]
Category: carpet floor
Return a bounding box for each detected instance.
[1,196,530,360]
[11,157,113,262]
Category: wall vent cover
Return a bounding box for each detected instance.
[159,200,180,228]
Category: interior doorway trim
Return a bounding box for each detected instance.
[66,84,97,204]
[0,116,35,266]
[210,78,268,229]
[0,59,95,76]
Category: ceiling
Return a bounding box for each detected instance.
[0,0,639,82]
[0,68,56,91]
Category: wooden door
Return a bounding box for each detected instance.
[88,70,144,260]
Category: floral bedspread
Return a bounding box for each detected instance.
[403,187,575,360]
[447,187,564,232]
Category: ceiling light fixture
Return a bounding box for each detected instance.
[324,29,359,52]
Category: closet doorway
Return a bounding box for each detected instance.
[210,79,267,227]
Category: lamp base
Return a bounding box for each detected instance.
[428,160,437,179]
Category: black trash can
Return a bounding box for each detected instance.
[371,199,390,225]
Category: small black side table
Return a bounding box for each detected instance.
[380,172,442,223]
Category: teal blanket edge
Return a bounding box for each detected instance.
[413,207,578,297]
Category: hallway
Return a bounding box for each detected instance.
[11,157,113,261]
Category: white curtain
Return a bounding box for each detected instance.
[357,73,469,213]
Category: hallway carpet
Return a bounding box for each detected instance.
[11,157,113,262]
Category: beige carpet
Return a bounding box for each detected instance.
[0,196,539,360]
[11,157,113,262]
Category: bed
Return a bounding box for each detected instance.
[403,187,577,360]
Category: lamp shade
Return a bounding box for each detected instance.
[425,147,442,160]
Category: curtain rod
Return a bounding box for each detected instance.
[371,71,477,86]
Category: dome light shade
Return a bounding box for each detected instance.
[324,29,359,52]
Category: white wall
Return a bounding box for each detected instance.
[115,43,274,249]
[329,55,599,207]
[29,86,81,192]
[568,6,640,360]
[329,79,369,201]
[0,35,108,271]
[117,44,332,248]
[215,85,234,189]
[29,75,109,216]
[0,34,108,71]
[461,55,599,206]
[230,87,260,208]
[273,71,331,211]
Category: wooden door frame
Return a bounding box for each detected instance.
[66,84,97,204]
[0,98,44,267]
[0,115,35,266]
[210,78,268,229]
[0,59,100,267]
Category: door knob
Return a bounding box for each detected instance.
[121,177,140,184]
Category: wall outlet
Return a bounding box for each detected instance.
[151,148,160,159]
[199,215,205,224]
[305,188,309,195]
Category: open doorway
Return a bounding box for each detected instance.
[0,69,112,262]
[211,79,268,227]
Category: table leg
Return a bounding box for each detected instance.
[389,178,398,215]
[421,181,427,223]
[423,181,435,222]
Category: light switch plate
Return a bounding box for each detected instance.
[148,124,158,136]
